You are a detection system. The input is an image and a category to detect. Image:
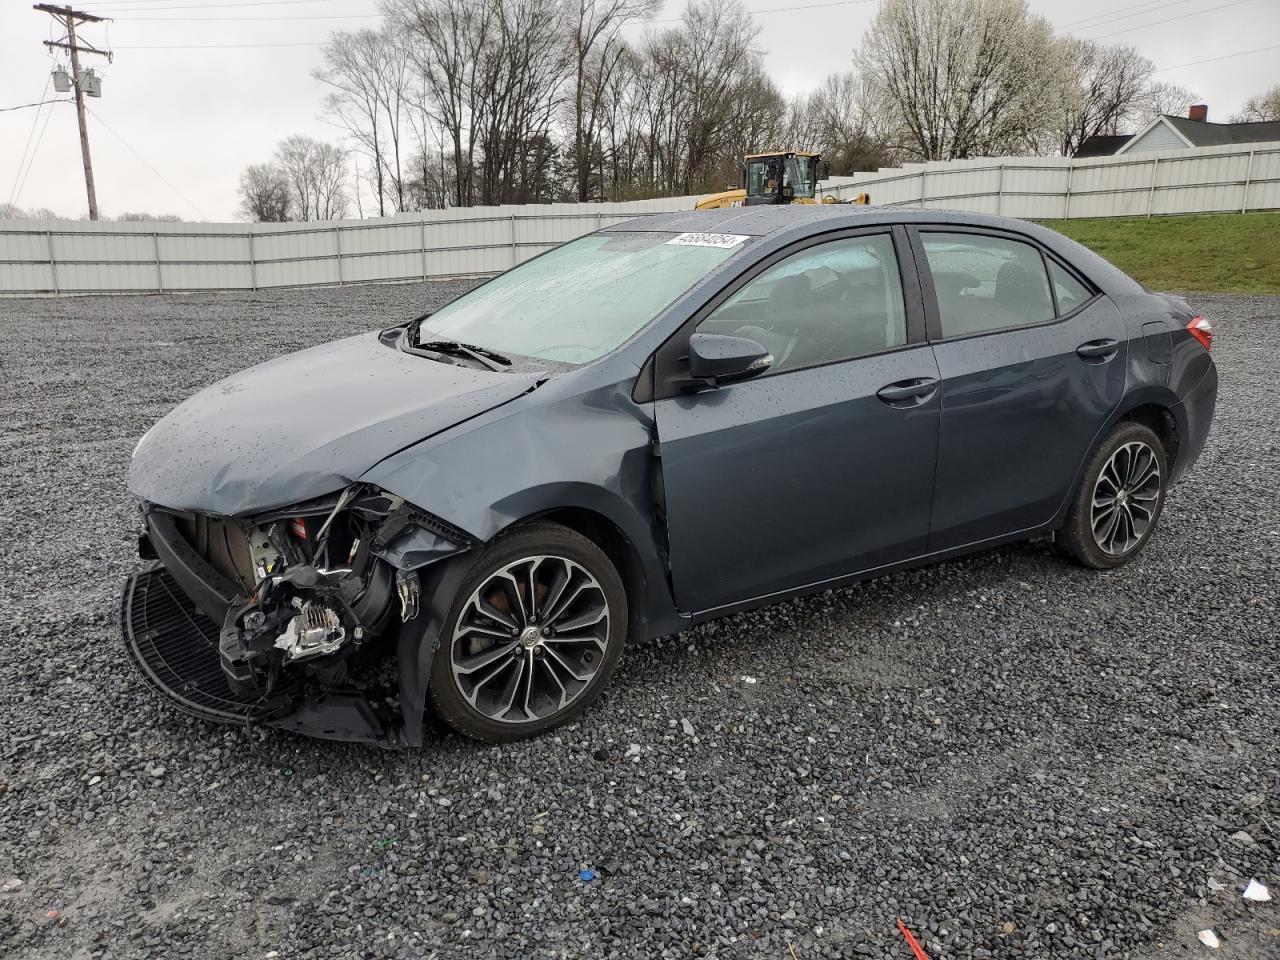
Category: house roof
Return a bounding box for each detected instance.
[1162,115,1280,146]
[1118,114,1280,154]
[1073,134,1132,158]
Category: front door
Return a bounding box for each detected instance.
[912,228,1128,550]
[654,230,941,613]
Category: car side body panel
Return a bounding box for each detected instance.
[924,295,1129,551]
[655,344,942,612]
[360,361,688,639]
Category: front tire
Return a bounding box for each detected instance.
[1060,422,1168,569]
[427,523,627,743]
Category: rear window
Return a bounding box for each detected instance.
[1048,260,1092,314]
[921,233,1055,338]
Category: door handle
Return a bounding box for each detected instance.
[1076,338,1119,361]
[877,377,939,406]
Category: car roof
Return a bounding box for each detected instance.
[605,205,1144,296]
[605,204,881,238]
[607,204,1040,238]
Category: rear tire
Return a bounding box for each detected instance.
[427,523,627,743]
[1059,422,1168,569]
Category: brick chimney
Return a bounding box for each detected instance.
[1188,103,1209,122]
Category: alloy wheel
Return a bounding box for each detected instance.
[1090,440,1162,556]
[450,555,611,724]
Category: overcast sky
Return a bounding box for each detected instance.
[1,0,1276,222]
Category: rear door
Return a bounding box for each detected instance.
[652,228,941,613]
[910,227,1127,551]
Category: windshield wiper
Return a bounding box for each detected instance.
[417,339,511,372]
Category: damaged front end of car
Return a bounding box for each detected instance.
[122,484,473,747]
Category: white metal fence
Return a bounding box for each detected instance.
[0,195,697,297]
[3,140,1277,297]
[819,140,1280,219]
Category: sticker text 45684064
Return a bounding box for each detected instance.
[665,233,750,249]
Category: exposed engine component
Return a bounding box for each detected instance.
[198,484,473,695]
[275,601,347,660]
[248,525,286,582]
[397,570,420,622]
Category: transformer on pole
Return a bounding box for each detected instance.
[34,4,112,221]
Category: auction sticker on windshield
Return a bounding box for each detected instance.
[666,233,750,249]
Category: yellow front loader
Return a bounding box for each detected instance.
[695,151,870,210]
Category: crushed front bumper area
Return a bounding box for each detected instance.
[122,488,475,747]
[122,563,403,745]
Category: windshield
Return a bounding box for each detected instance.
[785,156,818,199]
[745,155,817,201]
[417,232,747,364]
[746,157,781,198]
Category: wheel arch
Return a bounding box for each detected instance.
[518,505,656,645]
[1117,402,1180,472]
[1053,386,1185,530]
[480,480,684,641]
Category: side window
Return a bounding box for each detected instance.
[921,233,1055,338]
[1048,259,1092,315]
[698,234,907,375]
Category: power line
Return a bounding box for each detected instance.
[1063,0,1201,32]
[655,0,877,23]
[112,39,329,47]
[12,98,59,210]
[1086,0,1260,39]
[1152,41,1280,72]
[118,12,381,20]
[84,106,210,219]
[84,0,361,11]
[1060,0,1196,30]
[0,98,75,112]
[7,76,53,210]
[107,0,879,41]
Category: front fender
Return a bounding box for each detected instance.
[367,374,684,744]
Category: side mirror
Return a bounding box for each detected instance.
[686,333,772,388]
[818,160,831,182]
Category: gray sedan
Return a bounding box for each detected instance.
[123,206,1218,746]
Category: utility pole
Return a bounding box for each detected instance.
[35,4,111,221]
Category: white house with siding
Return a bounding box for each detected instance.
[1076,104,1280,157]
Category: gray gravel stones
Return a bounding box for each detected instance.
[0,286,1276,959]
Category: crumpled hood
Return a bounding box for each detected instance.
[129,330,540,516]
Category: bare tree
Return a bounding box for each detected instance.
[238,163,292,222]
[473,0,571,204]
[311,142,351,219]
[568,0,658,201]
[390,0,493,207]
[677,0,765,191]
[390,0,574,207]
[858,0,1063,161]
[787,72,901,173]
[1052,39,1153,156]
[315,27,414,216]
[0,203,63,220]
[274,136,350,221]
[1132,82,1198,126]
[1231,85,1280,122]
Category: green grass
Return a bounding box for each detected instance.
[1040,212,1280,294]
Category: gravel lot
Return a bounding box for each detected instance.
[0,284,1276,960]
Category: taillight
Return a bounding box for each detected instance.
[1187,316,1213,351]
[289,517,308,540]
